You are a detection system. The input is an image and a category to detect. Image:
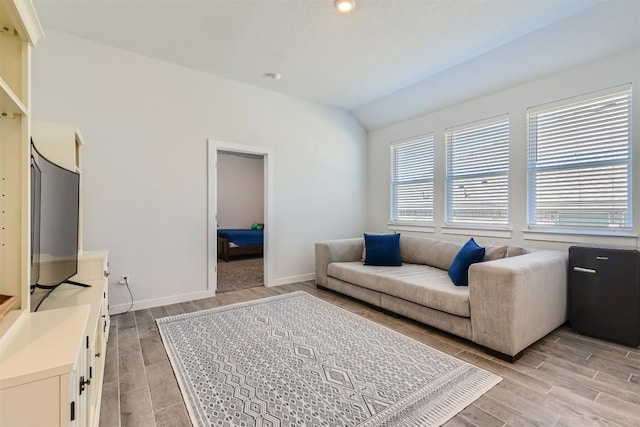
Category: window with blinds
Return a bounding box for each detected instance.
[390,135,434,223]
[527,85,632,231]
[445,116,510,226]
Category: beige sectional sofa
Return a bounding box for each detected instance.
[315,235,568,361]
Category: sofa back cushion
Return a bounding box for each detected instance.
[400,236,462,270]
[484,242,508,261]
[507,245,528,257]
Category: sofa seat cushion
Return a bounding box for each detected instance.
[327,262,470,317]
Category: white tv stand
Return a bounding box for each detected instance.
[0,251,110,427]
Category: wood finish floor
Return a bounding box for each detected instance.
[99,281,640,427]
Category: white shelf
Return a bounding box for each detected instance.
[0,75,26,116]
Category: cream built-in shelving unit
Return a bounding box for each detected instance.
[0,3,110,425]
[0,0,44,336]
[32,121,84,173]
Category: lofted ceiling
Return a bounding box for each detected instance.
[32,0,640,130]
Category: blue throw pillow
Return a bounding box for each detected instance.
[448,238,485,286]
[363,233,402,266]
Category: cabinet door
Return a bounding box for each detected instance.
[569,247,640,345]
[103,257,111,344]
[0,377,60,426]
[103,286,110,345]
[88,323,103,425]
[66,371,77,426]
[67,345,88,427]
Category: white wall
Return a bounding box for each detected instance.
[217,153,264,229]
[32,30,367,312]
[367,49,640,251]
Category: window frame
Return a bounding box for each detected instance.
[526,84,633,234]
[389,134,435,225]
[444,115,510,228]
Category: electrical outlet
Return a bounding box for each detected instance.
[119,274,130,285]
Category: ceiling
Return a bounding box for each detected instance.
[32,0,640,130]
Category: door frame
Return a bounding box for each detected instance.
[207,139,274,293]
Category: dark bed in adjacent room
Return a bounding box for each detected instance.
[217,228,264,262]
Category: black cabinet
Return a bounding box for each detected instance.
[569,246,640,346]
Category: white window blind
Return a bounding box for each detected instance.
[445,117,510,226]
[390,135,434,223]
[527,86,632,230]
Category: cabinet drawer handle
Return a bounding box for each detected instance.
[573,266,596,274]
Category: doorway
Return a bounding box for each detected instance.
[207,140,274,294]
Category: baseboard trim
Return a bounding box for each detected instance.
[109,289,217,315]
[109,274,316,314]
[268,273,315,287]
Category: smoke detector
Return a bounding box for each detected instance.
[264,72,282,81]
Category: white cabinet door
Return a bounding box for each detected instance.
[67,344,87,427]
[0,377,60,426]
[67,370,78,426]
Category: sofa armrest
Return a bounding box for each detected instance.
[469,250,568,356]
[315,238,363,286]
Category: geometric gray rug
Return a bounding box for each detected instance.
[156,291,501,426]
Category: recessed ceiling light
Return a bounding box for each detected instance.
[335,0,356,13]
[264,72,281,81]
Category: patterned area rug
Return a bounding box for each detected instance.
[157,292,501,426]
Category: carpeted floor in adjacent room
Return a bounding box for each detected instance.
[216,256,264,293]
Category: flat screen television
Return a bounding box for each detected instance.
[30,153,41,287]
[30,139,88,311]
